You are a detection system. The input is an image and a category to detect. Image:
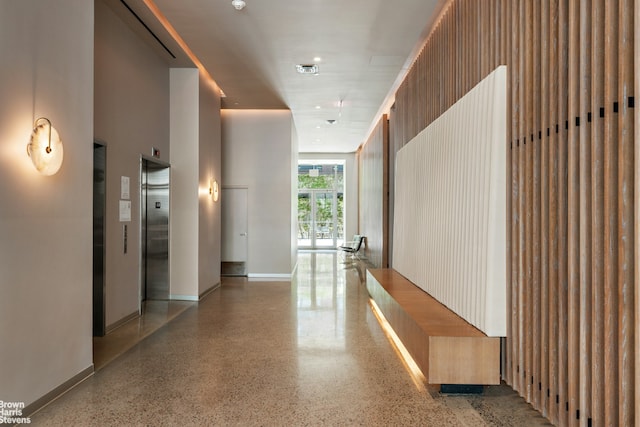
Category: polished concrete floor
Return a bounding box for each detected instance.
[93,300,196,370]
[31,252,551,426]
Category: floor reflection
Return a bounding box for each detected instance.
[295,251,346,351]
[32,250,552,426]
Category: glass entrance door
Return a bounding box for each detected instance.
[298,190,341,249]
[297,162,345,249]
[313,191,336,248]
[298,191,312,246]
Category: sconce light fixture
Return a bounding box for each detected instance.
[27,117,64,175]
[231,0,246,10]
[211,179,220,202]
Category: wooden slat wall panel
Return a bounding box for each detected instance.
[567,2,580,424]
[542,0,559,423]
[578,1,593,424]
[502,0,511,387]
[518,0,527,399]
[539,0,549,414]
[510,0,521,395]
[557,1,569,423]
[603,1,620,425]
[590,0,606,425]
[532,0,542,409]
[547,0,560,423]
[635,1,640,424]
[382,0,638,424]
[358,116,389,269]
[617,0,635,425]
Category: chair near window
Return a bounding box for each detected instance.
[338,235,365,260]
[316,223,330,239]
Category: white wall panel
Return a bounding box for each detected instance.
[221,110,296,277]
[392,66,507,337]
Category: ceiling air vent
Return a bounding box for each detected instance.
[296,64,319,75]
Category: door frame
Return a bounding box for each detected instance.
[93,141,107,336]
[221,185,249,276]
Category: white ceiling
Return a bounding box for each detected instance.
[109,0,445,153]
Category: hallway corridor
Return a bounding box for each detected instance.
[31,252,550,426]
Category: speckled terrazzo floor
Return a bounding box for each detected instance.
[30,252,552,426]
[93,299,196,370]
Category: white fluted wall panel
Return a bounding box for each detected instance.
[392,66,507,337]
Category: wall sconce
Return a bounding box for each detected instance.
[231,0,246,10]
[27,117,64,175]
[210,179,219,202]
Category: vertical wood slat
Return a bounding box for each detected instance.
[480,0,485,77]
[467,0,473,93]
[518,0,526,397]
[524,0,533,402]
[547,0,559,423]
[578,1,593,424]
[603,0,620,425]
[567,1,581,424]
[470,0,476,91]
[590,0,606,425]
[509,0,517,390]
[557,0,570,424]
[618,0,635,424]
[502,0,512,386]
[507,2,520,390]
[488,0,494,73]
[635,1,640,424]
[425,15,430,126]
[463,0,468,94]
[539,0,549,416]
[532,0,542,410]
[458,2,464,99]
[521,0,528,398]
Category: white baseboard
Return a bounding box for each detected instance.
[247,273,292,280]
[169,294,199,301]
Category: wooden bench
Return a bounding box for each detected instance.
[366,268,501,385]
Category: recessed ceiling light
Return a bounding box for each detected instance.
[296,64,319,75]
[315,105,321,109]
[313,57,322,62]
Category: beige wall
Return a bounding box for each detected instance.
[0,0,94,407]
[197,75,223,295]
[94,0,171,325]
[0,0,223,411]
[221,110,296,277]
[290,123,299,271]
[170,69,222,298]
[169,68,199,298]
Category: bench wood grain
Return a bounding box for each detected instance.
[366,268,501,385]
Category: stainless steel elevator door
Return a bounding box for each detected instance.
[141,159,170,301]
